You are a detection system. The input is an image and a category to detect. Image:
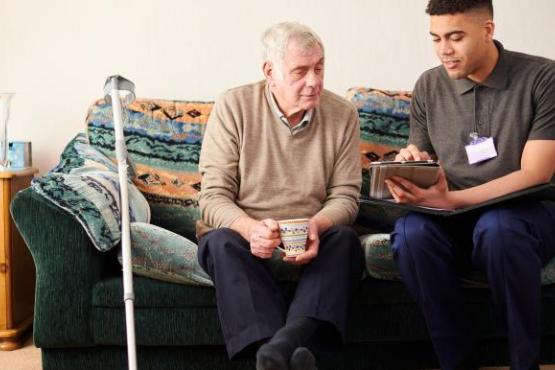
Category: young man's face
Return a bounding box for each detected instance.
[265,39,324,118]
[430,10,494,82]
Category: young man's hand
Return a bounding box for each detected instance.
[395,144,431,161]
[385,167,457,210]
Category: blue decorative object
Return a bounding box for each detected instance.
[8,141,32,168]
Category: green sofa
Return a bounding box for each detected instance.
[11,90,555,370]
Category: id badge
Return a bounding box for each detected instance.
[465,136,497,165]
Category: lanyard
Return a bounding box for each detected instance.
[472,85,480,138]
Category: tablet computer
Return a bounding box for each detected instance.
[368,160,440,199]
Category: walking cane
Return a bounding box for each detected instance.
[103,75,138,370]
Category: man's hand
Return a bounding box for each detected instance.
[385,167,457,210]
[283,217,324,266]
[247,219,281,259]
[395,144,431,161]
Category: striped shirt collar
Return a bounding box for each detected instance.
[266,84,313,134]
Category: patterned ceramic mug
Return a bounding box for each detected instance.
[277,218,309,257]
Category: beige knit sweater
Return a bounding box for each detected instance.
[198,80,361,231]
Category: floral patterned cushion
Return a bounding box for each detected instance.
[346,88,411,161]
[86,98,214,242]
[360,233,400,281]
[361,233,555,286]
[120,222,305,286]
[119,222,213,286]
[543,265,555,285]
[32,134,150,251]
[347,88,412,231]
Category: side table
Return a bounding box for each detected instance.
[0,168,38,350]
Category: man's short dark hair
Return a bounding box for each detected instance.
[426,0,493,17]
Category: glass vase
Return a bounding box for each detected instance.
[0,93,14,170]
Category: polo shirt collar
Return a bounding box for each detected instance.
[454,40,509,95]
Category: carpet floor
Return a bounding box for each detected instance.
[0,339,553,370]
[0,336,40,370]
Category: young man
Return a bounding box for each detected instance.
[197,22,364,370]
[387,1,555,369]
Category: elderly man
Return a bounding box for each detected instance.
[197,22,364,370]
[388,1,555,369]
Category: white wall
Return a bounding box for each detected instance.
[1,0,554,173]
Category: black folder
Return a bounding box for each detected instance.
[359,183,555,216]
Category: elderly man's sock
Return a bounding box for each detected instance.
[256,317,319,370]
[289,347,316,370]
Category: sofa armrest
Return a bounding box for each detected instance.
[10,188,106,348]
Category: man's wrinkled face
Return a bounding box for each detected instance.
[430,11,493,81]
[266,40,324,117]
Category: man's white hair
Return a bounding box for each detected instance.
[261,22,324,70]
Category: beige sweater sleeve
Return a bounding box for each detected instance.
[198,94,247,228]
[315,106,362,225]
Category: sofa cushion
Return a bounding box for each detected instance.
[544,262,555,285]
[117,222,213,287]
[86,98,214,241]
[361,233,399,281]
[96,274,555,309]
[346,88,411,232]
[32,134,150,251]
[114,222,303,286]
[347,88,411,154]
[347,87,410,189]
[91,276,555,346]
[361,233,555,286]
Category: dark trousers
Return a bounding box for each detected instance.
[197,225,364,358]
[391,201,555,370]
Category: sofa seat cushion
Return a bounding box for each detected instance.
[87,99,214,241]
[90,276,555,346]
[89,277,436,345]
[93,275,555,309]
[92,306,225,346]
[93,277,217,308]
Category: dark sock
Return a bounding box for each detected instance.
[256,346,288,370]
[256,317,319,370]
[289,347,316,370]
